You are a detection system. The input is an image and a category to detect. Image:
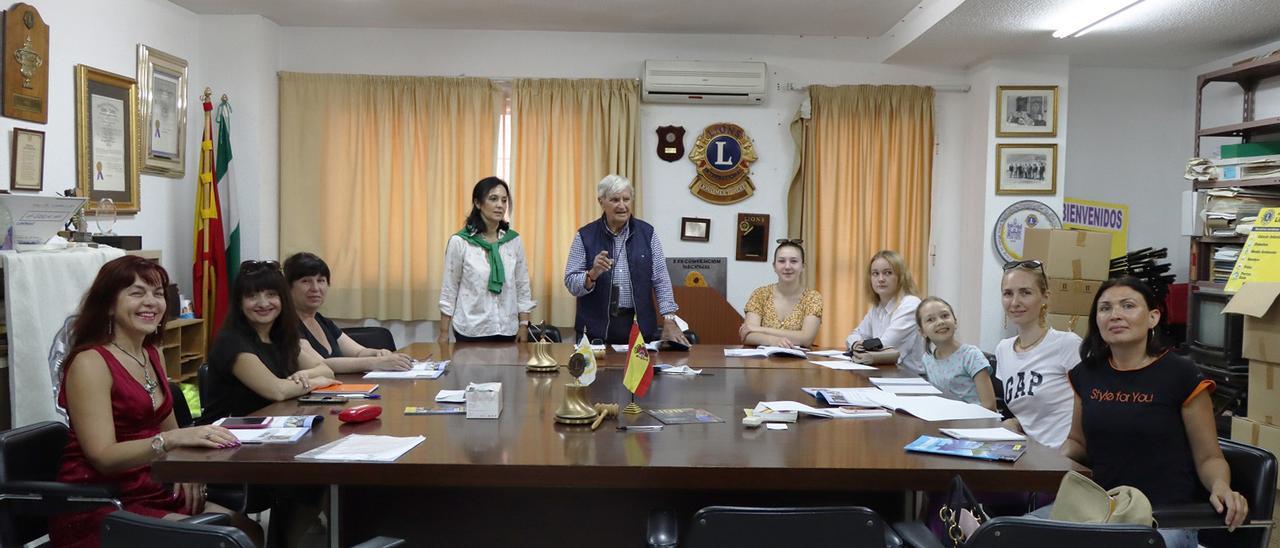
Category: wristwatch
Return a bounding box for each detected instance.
[150,433,167,456]
[663,314,677,322]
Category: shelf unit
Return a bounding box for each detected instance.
[1189,53,1280,283]
[161,318,205,382]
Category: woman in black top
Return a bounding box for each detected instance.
[1063,276,1246,544]
[205,260,339,421]
[283,252,412,372]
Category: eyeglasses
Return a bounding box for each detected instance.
[1003,259,1044,271]
[240,260,281,275]
[776,238,804,245]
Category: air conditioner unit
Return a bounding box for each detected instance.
[642,60,767,105]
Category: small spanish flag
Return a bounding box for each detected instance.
[622,322,653,398]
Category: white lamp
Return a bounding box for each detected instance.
[1052,0,1145,38]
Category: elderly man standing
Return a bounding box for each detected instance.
[564,175,690,345]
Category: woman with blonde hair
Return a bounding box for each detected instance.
[994,260,1081,449]
[845,250,924,372]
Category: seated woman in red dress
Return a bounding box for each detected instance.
[49,255,262,547]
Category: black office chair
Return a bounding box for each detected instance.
[0,421,122,547]
[1153,438,1276,547]
[648,506,900,548]
[101,511,407,548]
[528,322,563,343]
[893,515,1166,548]
[170,381,194,428]
[683,330,700,344]
[342,326,397,351]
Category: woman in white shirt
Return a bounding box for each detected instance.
[438,177,536,342]
[845,250,925,373]
[993,260,1082,449]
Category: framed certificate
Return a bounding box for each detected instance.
[137,44,188,177]
[75,64,140,215]
[10,127,44,191]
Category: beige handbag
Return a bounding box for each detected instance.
[1049,471,1154,527]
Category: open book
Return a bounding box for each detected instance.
[755,400,891,419]
[724,346,807,359]
[801,387,883,408]
[869,377,943,395]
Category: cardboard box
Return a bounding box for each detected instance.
[1230,416,1280,489]
[1222,282,1280,363]
[1022,229,1112,280]
[465,382,502,419]
[1047,313,1090,338]
[1047,278,1102,316]
[1249,360,1280,426]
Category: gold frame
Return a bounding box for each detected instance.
[75,64,140,214]
[995,85,1059,137]
[10,127,44,191]
[137,44,188,177]
[995,143,1058,195]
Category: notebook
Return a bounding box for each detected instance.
[313,383,379,396]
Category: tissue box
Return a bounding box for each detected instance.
[465,382,502,419]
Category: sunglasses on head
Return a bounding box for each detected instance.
[1003,259,1044,271]
[240,260,281,275]
[776,238,804,245]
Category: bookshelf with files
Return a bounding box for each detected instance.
[1188,52,1280,433]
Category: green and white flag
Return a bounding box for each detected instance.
[215,101,240,282]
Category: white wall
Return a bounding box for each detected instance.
[1064,65,1191,282]
[974,56,1072,351]
[2,0,204,290]
[279,27,972,345]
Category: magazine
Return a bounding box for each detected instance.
[903,435,1025,462]
[215,415,323,444]
[647,408,724,425]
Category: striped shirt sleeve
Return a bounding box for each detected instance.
[563,232,594,297]
[650,233,678,315]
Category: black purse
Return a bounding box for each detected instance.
[939,475,990,547]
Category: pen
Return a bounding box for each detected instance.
[616,425,663,432]
[347,394,382,400]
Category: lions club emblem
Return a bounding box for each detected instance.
[688,123,758,205]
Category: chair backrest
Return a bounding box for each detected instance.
[529,322,563,343]
[684,506,888,548]
[47,315,77,424]
[0,421,70,546]
[963,516,1165,548]
[170,382,193,428]
[342,327,397,352]
[101,511,254,548]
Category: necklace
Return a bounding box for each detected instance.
[1014,329,1049,352]
[111,342,158,396]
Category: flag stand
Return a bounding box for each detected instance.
[623,394,642,414]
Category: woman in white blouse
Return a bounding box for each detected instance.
[438,177,536,342]
[845,250,925,373]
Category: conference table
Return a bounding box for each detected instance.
[153,344,1085,546]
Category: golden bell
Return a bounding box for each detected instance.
[555,382,599,425]
[526,340,558,372]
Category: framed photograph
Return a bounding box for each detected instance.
[137,44,188,177]
[996,143,1058,195]
[10,128,44,191]
[681,217,710,242]
[736,213,770,262]
[996,85,1058,137]
[75,64,140,215]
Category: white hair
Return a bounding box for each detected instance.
[596,174,634,200]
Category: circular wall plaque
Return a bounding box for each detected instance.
[992,200,1062,263]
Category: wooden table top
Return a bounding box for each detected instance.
[154,345,1084,492]
[400,342,856,370]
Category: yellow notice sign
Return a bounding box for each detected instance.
[1226,207,1280,292]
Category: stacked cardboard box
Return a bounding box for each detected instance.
[1022,229,1112,337]
[1224,282,1280,487]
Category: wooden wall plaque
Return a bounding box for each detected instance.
[3,3,49,123]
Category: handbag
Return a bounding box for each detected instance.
[1049,471,1154,526]
[939,475,990,547]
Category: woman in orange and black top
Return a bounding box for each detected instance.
[1062,276,1247,547]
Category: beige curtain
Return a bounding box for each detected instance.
[279,72,501,321]
[788,85,935,348]
[511,78,639,327]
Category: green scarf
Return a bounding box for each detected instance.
[455,227,519,294]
